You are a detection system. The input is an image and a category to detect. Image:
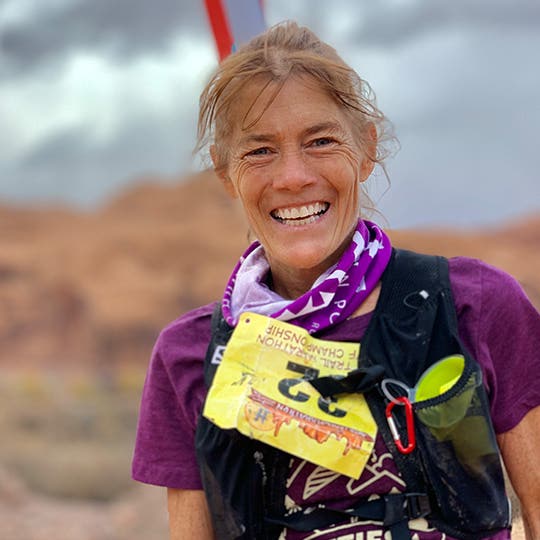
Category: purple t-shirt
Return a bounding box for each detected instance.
[132,257,540,539]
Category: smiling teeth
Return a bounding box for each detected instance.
[273,202,329,221]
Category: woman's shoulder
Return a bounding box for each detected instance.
[447,255,538,374]
[448,255,517,283]
[154,302,217,362]
[447,256,526,313]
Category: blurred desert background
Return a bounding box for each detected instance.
[0,170,537,539]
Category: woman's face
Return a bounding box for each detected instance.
[215,76,374,295]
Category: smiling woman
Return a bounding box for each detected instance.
[214,76,376,299]
[132,20,540,540]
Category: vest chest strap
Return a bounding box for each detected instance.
[265,492,431,539]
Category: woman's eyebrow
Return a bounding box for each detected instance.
[303,121,343,138]
[238,122,343,147]
[238,133,275,146]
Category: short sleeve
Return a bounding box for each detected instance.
[450,257,540,434]
[131,303,214,489]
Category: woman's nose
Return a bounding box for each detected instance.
[272,151,315,191]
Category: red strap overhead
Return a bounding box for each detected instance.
[204,0,234,62]
[204,0,266,62]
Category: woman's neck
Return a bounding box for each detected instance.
[268,265,327,300]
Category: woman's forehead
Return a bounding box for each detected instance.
[228,75,346,134]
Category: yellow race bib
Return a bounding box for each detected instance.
[203,312,377,479]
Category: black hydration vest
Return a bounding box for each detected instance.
[195,249,511,539]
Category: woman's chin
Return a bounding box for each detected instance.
[269,244,336,275]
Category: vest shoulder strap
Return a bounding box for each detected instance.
[361,247,458,386]
[375,248,451,316]
[203,301,235,388]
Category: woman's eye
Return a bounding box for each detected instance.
[247,147,270,157]
[312,137,334,147]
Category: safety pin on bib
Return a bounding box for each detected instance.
[385,396,416,454]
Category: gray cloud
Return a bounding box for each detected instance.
[352,0,540,47]
[8,106,195,205]
[267,0,540,48]
[1,0,208,75]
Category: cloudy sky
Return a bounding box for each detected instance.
[1,0,539,228]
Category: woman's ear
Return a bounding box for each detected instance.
[210,144,238,198]
[359,123,377,182]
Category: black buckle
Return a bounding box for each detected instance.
[405,493,431,519]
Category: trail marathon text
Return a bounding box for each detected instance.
[256,323,358,370]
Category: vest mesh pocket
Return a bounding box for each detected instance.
[413,359,509,533]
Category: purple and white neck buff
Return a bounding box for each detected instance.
[221,219,392,334]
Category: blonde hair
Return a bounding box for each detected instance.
[196,21,396,212]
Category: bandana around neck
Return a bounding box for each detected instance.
[221,219,392,334]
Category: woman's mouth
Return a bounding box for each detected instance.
[271,202,330,226]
